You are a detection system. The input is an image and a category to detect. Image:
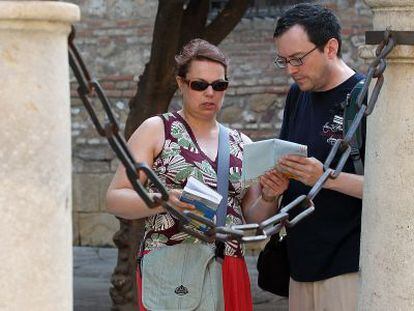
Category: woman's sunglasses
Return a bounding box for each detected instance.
[181,78,229,92]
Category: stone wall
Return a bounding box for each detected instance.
[70,0,373,246]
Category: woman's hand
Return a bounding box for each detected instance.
[260,169,289,201]
[166,189,196,213]
[241,170,289,223]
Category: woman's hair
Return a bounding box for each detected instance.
[175,38,229,79]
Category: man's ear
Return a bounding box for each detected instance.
[325,38,339,59]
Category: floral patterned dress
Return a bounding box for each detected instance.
[137,111,253,311]
[142,111,246,257]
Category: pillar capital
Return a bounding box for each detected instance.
[359,44,414,63]
[0,1,79,32]
[365,0,414,8]
[361,0,414,61]
[364,0,414,30]
[0,1,79,22]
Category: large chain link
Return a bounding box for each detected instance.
[68,26,395,244]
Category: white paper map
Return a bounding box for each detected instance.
[242,138,308,187]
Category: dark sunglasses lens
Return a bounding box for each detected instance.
[212,81,228,91]
[190,81,209,91]
[189,80,229,91]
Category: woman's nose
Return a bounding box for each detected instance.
[204,85,214,96]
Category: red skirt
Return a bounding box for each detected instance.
[137,255,253,311]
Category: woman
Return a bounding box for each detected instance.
[106,38,288,310]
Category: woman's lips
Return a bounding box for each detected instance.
[201,102,216,109]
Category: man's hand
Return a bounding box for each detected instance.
[278,155,323,186]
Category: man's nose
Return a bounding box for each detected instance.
[286,63,299,76]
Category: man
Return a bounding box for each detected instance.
[273,3,364,311]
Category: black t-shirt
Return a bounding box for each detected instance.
[279,73,365,282]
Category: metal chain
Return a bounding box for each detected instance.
[68,26,395,244]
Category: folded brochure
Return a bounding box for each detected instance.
[179,176,223,232]
[242,138,308,187]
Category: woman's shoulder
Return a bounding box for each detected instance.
[160,111,177,120]
[228,127,251,145]
[239,132,252,144]
[138,115,164,133]
[140,112,177,128]
[128,116,165,150]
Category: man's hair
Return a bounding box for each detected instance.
[175,38,229,79]
[273,3,342,57]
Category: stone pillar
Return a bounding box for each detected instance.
[0,2,79,311]
[359,1,414,310]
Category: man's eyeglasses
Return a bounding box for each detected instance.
[181,78,229,92]
[274,45,320,69]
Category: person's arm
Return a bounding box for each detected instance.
[323,171,363,198]
[106,116,193,219]
[242,171,289,223]
[239,133,289,223]
[278,155,363,199]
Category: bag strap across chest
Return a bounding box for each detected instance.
[215,124,230,259]
[343,78,366,175]
[216,124,230,227]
